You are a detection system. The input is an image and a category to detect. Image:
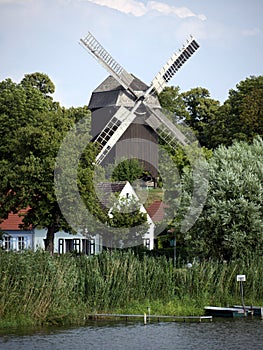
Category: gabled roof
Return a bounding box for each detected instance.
[93,74,148,94]
[0,209,29,231]
[96,181,128,209]
[88,74,155,110]
[146,200,167,222]
[96,181,127,194]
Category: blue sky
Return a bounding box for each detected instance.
[0,0,262,107]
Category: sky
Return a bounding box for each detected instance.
[0,0,262,108]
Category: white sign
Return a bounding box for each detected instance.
[236,275,246,282]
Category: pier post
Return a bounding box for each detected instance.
[144,313,147,325]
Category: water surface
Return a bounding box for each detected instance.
[1,318,262,350]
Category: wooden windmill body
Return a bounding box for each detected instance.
[88,74,160,177]
[81,32,200,180]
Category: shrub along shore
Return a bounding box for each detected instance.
[0,250,262,328]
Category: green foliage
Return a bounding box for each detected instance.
[158,86,187,122]
[180,137,263,260]
[21,72,55,96]
[106,196,149,248]
[109,196,147,228]
[159,77,263,149]
[159,86,221,148]
[110,158,144,183]
[0,251,262,327]
[0,74,100,252]
[210,76,263,147]
[181,87,221,148]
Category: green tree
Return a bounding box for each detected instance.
[110,158,144,183]
[180,137,263,260]
[106,195,149,249]
[21,72,55,96]
[158,86,187,122]
[211,76,263,147]
[158,86,220,148]
[181,87,221,148]
[0,75,101,253]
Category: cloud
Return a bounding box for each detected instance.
[242,27,261,37]
[0,0,206,20]
[86,0,147,16]
[148,1,206,20]
[85,0,206,20]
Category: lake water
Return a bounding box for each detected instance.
[0,318,262,350]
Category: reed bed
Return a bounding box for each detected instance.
[0,250,262,327]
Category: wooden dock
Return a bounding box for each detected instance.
[88,313,213,324]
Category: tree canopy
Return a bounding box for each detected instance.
[110,158,144,183]
[1,72,262,259]
[0,73,100,253]
[21,72,55,96]
[158,76,263,149]
[176,137,263,260]
[216,75,263,146]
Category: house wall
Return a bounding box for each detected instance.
[119,182,155,250]
[34,229,102,255]
[1,228,102,255]
[1,230,33,251]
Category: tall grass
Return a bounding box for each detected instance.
[0,250,262,327]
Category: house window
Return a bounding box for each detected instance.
[73,239,80,253]
[90,239,95,255]
[58,238,64,254]
[18,236,25,250]
[3,236,11,250]
[144,238,150,250]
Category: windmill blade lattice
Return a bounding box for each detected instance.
[81,32,200,164]
[80,32,137,98]
[94,106,137,164]
[150,36,199,94]
[144,105,190,147]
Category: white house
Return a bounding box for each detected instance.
[96,181,155,250]
[0,211,102,255]
[0,181,155,253]
[33,228,102,255]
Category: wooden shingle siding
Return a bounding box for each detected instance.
[89,75,160,178]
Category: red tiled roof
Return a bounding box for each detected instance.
[0,209,29,230]
[146,200,167,222]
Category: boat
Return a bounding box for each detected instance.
[204,306,247,318]
[232,305,263,317]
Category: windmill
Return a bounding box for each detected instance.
[80,32,199,181]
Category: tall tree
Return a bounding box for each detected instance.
[210,76,263,147]
[176,137,263,260]
[0,75,101,253]
[21,72,55,96]
[159,86,221,148]
[181,87,221,148]
[158,86,187,123]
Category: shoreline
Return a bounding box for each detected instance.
[1,251,262,330]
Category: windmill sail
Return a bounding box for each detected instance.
[145,107,190,147]
[81,31,200,164]
[94,106,137,164]
[80,32,136,96]
[151,36,200,94]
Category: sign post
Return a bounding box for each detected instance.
[236,275,246,313]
